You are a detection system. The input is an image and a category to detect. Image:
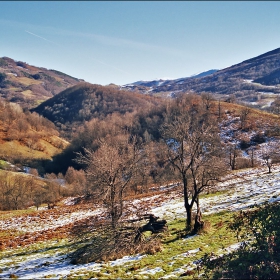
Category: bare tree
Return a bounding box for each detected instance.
[76,133,143,229]
[240,107,251,130]
[0,173,34,210]
[160,96,226,231]
[201,92,214,111]
[227,143,240,170]
[271,96,280,115]
[247,146,257,168]
[65,167,87,196]
[261,143,280,173]
[218,98,222,119]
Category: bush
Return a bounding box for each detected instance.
[16,61,27,68]
[203,202,280,279]
[251,132,265,144]
[240,139,251,150]
[235,157,252,169]
[70,221,163,264]
[0,72,6,85]
[32,73,41,80]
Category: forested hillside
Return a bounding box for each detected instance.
[44,93,280,178]
[0,99,68,169]
[32,82,162,138]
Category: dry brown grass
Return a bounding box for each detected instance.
[9,75,42,86]
[0,139,64,161]
[22,90,34,97]
[0,204,92,250]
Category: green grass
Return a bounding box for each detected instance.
[0,238,72,274]
[0,206,37,220]
[200,189,228,199]
[63,211,237,279]
[0,160,9,170]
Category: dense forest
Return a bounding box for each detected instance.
[32,83,162,139]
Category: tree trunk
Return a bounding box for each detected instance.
[183,174,192,228]
[186,207,192,228]
[193,197,204,233]
[111,206,118,229]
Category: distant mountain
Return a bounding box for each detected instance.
[190,69,219,78]
[124,48,280,106]
[0,57,82,109]
[31,82,161,138]
[122,69,218,93]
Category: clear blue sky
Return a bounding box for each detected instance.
[1,1,280,85]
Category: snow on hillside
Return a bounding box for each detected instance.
[1,165,280,278]
[0,207,104,233]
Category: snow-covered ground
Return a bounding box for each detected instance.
[0,208,104,233]
[1,165,280,279]
[151,165,280,220]
[243,79,278,89]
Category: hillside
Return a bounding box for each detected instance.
[37,95,280,175]
[1,165,280,278]
[1,95,280,278]
[31,82,163,138]
[125,47,280,108]
[0,99,69,168]
[0,57,82,109]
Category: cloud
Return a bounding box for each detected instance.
[62,30,186,57]
[0,18,185,57]
[25,30,60,46]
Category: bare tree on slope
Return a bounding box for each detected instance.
[161,95,226,232]
[76,133,143,229]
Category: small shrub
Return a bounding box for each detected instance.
[235,157,251,169]
[16,61,27,68]
[199,221,212,234]
[32,74,41,80]
[251,132,265,144]
[142,238,163,255]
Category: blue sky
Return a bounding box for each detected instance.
[1,1,280,85]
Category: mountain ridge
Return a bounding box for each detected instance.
[0,57,82,109]
[124,47,280,108]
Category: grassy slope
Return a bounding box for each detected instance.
[1,162,280,278]
[0,104,69,163]
[0,205,236,279]
[0,137,68,161]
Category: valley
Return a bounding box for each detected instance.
[1,47,280,279]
